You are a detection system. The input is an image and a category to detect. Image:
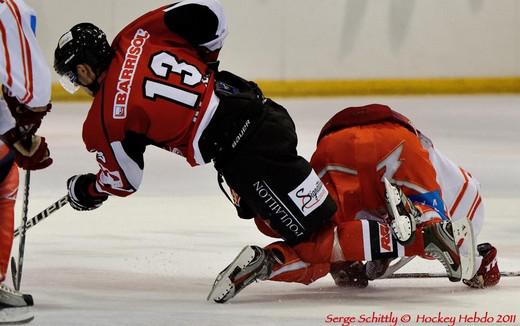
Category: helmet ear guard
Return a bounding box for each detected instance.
[54,23,114,93]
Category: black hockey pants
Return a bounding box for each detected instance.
[199,71,336,245]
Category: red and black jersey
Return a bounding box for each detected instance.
[82,0,228,196]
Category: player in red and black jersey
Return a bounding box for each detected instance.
[54,1,336,245]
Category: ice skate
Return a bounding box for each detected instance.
[383,178,417,245]
[463,243,500,288]
[207,245,273,303]
[422,221,465,281]
[0,283,34,324]
[0,283,33,308]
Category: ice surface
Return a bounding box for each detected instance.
[10,96,520,325]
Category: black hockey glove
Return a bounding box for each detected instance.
[330,261,369,288]
[67,174,108,211]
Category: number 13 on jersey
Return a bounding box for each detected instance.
[144,51,203,109]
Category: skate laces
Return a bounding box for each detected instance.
[0,283,23,296]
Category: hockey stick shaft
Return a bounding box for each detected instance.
[383,271,520,279]
[13,171,30,291]
[13,195,69,238]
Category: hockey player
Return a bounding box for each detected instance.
[53,1,335,244]
[208,104,500,303]
[0,0,53,309]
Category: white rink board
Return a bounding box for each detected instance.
[27,0,520,80]
[12,95,520,326]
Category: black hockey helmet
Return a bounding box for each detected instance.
[54,23,113,93]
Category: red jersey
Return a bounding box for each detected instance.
[82,1,227,196]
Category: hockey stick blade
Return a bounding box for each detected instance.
[13,195,69,238]
[382,271,520,279]
[379,256,415,279]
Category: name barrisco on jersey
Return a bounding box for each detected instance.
[113,29,150,120]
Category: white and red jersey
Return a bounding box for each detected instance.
[309,104,484,261]
[253,105,485,285]
[0,0,49,279]
[0,0,50,135]
[83,0,227,197]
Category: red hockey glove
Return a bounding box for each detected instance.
[463,243,500,288]
[12,135,53,170]
[67,174,109,211]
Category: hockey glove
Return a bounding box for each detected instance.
[1,131,53,170]
[67,174,109,211]
[330,261,369,288]
[14,135,53,170]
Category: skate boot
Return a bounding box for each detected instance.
[463,243,500,288]
[330,261,368,288]
[207,245,273,303]
[422,221,462,281]
[383,178,418,245]
[0,283,33,308]
[0,283,34,324]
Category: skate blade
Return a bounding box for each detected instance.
[383,178,401,217]
[452,217,477,280]
[0,307,33,325]
[207,246,256,303]
[383,178,415,244]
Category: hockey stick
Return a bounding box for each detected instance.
[383,271,520,279]
[11,171,30,291]
[13,195,69,238]
[379,256,415,279]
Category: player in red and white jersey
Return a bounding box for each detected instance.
[0,0,53,287]
[54,1,336,244]
[54,1,228,199]
[208,104,499,303]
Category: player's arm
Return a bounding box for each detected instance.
[163,0,228,62]
[0,2,51,108]
[0,97,52,170]
[0,2,52,170]
[67,132,148,211]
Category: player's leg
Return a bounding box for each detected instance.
[0,146,18,283]
[208,214,456,303]
[207,241,331,303]
[218,99,337,245]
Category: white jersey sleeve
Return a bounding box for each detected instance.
[420,132,484,236]
[0,0,51,108]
